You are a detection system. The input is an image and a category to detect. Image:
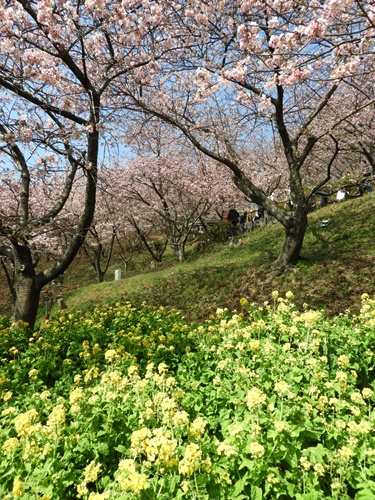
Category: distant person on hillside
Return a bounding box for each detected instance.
[358,181,373,196]
[240,211,248,234]
[227,207,239,226]
[248,209,256,231]
[257,205,265,219]
[320,195,328,207]
[227,207,240,240]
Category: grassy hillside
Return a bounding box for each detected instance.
[1,194,375,324]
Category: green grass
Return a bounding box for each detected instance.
[1,194,375,324]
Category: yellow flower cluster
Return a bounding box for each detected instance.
[0,375,10,386]
[359,294,375,326]
[2,437,19,455]
[249,339,261,351]
[289,325,298,335]
[69,387,85,413]
[88,493,109,500]
[179,443,202,476]
[217,441,238,457]
[249,442,265,457]
[160,396,177,420]
[28,368,39,379]
[47,404,66,430]
[104,349,118,362]
[77,461,102,498]
[172,410,190,428]
[80,340,91,360]
[294,310,321,326]
[14,409,39,438]
[84,461,102,482]
[335,371,348,385]
[158,362,168,374]
[274,420,288,432]
[227,422,243,437]
[337,446,354,461]
[189,417,207,439]
[12,476,22,497]
[9,346,19,356]
[338,354,350,367]
[116,459,148,493]
[84,366,101,383]
[350,392,365,405]
[130,427,178,468]
[246,387,267,410]
[347,420,372,435]
[313,463,326,476]
[300,456,311,471]
[5,294,375,498]
[362,387,374,399]
[274,380,290,395]
[39,390,52,400]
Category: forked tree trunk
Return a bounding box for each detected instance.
[273,211,308,272]
[171,241,186,262]
[177,245,186,263]
[170,235,188,263]
[12,245,42,330]
[96,270,105,283]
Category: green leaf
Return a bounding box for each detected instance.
[232,473,248,497]
[295,493,321,500]
[239,458,254,471]
[115,445,127,454]
[355,490,375,500]
[251,485,263,500]
[168,474,180,493]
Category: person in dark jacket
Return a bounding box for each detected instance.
[227,208,240,240]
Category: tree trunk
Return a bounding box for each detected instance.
[94,246,105,283]
[0,258,16,308]
[171,239,186,263]
[95,265,105,283]
[177,245,186,263]
[13,269,41,330]
[94,266,104,283]
[272,211,308,272]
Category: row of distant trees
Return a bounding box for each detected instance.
[0,0,375,329]
[63,143,244,282]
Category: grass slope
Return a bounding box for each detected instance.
[1,194,374,324]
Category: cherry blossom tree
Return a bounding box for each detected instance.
[106,148,239,263]
[119,0,375,271]
[0,111,92,327]
[0,0,177,328]
[302,79,375,198]
[335,84,375,177]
